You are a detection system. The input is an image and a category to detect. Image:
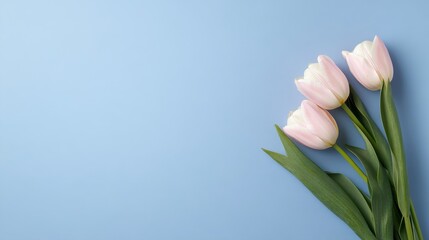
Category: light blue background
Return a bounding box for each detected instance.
[0,1,427,239]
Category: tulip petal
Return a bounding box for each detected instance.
[301,100,339,145]
[343,52,382,91]
[295,78,341,109]
[304,63,324,82]
[372,36,394,81]
[317,55,350,101]
[283,125,331,150]
[287,107,306,127]
[353,41,374,61]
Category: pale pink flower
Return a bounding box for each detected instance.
[295,55,350,110]
[283,100,339,150]
[342,36,394,91]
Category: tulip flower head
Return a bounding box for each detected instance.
[342,36,394,91]
[295,55,350,110]
[283,100,339,150]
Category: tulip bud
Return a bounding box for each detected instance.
[283,100,339,150]
[295,55,350,110]
[342,36,394,91]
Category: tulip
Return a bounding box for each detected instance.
[342,36,394,91]
[283,100,339,150]
[295,55,350,110]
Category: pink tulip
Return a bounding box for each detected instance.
[295,55,350,110]
[342,36,394,91]
[283,100,339,150]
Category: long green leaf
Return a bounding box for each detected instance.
[262,125,376,240]
[328,173,374,232]
[381,81,415,239]
[380,81,410,219]
[347,86,404,239]
[393,201,406,240]
[347,129,393,239]
[346,86,393,175]
[398,217,407,240]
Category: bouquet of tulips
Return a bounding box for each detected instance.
[263,36,423,240]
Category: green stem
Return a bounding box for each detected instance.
[411,201,423,240]
[404,216,414,240]
[333,144,367,183]
[341,104,374,142]
[381,81,414,239]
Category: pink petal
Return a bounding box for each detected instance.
[283,125,331,150]
[287,107,306,127]
[372,36,394,81]
[317,55,350,101]
[353,41,374,60]
[343,51,382,91]
[301,100,338,145]
[295,79,341,110]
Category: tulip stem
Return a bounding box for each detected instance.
[333,144,368,183]
[404,216,414,240]
[411,201,423,240]
[341,104,373,141]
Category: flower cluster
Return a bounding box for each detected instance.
[285,36,393,150]
[264,36,423,240]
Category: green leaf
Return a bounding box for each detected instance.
[345,87,376,139]
[347,128,393,240]
[346,86,393,176]
[393,201,406,240]
[262,125,376,240]
[398,217,407,240]
[328,173,374,232]
[380,81,410,219]
[347,86,406,239]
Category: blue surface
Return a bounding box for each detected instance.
[0,1,427,239]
